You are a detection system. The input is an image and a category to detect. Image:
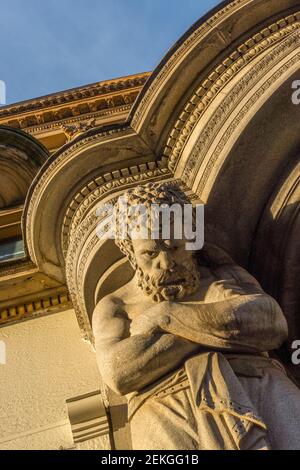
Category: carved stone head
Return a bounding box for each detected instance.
[115,183,200,302]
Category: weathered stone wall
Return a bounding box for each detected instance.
[0,309,109,450]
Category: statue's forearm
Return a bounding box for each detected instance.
[162,295,288,353]
[98,333,200,395]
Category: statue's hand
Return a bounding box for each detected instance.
[204,279,249,300]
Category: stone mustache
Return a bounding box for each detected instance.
[93,183,300,450]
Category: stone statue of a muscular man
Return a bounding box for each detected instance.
[92,183,300,450]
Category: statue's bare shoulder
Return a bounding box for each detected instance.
[197,262,264,303]
[93,277,154,346]
[92,287,132,347]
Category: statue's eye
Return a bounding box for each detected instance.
[144,251,157,258]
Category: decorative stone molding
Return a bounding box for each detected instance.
[185,33,300,196]
[0,259,36,279]
[63,118,97,141]
[130,0,300,162]
[131,0,251,130]
[163,16,300,173]
[0,73,150,133]
[26,104,132,138]
[24,124,140,278]
[62,162,171,254]
[0,292,71,326]
[66,391,110,445]
[0,257,71,328]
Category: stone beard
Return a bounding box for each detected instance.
[114,182,201,303]
[136,258,200,303]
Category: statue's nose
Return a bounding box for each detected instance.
[156,252,175,270]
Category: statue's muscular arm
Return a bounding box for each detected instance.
[146,265,288,353]
[92,296,200,396]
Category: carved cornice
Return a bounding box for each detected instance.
[164,14,300,173]
[0,258,36,279]
[0,256,71,327]
[63,118,97,141]
[0,73,150,134]
[0,291,71,327]
[26,105,132,139]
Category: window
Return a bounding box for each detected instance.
[0,238,25,263]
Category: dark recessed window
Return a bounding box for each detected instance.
[0,238,25,264]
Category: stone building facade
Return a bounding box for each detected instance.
[1,0,300,450]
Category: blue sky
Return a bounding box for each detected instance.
[0,0,221,105]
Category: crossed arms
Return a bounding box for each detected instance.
[92,266,288,395]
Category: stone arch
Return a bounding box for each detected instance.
[251,159,300,378]
[131,0,300,154]
[0,126,48,210]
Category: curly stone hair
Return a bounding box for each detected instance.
[114,182,192,269]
